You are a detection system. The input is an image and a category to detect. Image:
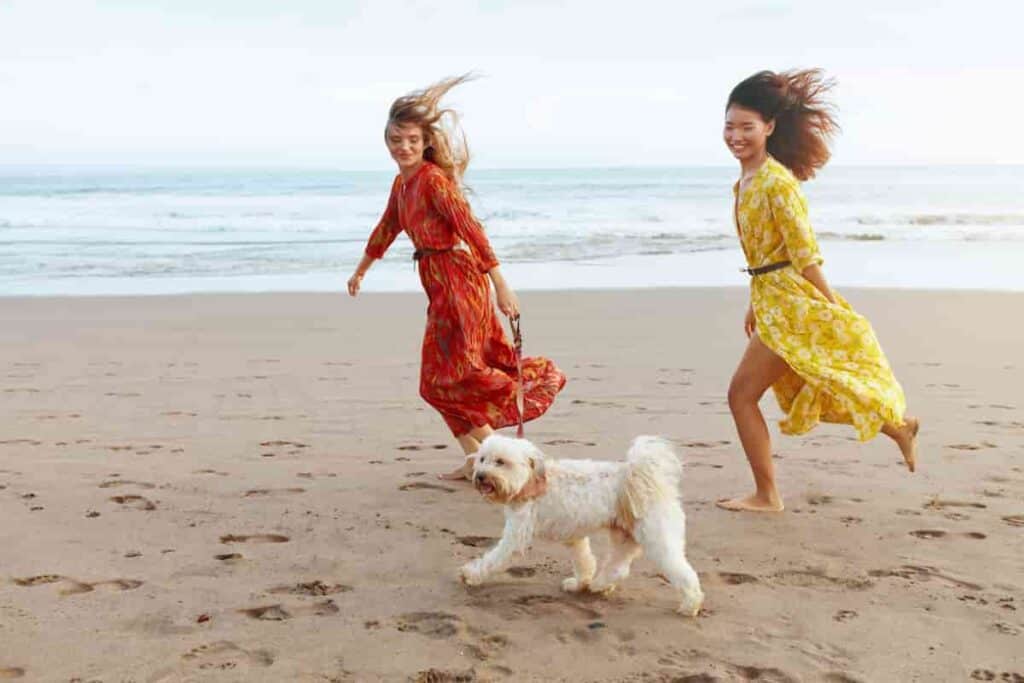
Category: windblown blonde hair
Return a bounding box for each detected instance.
[386,74,475,189]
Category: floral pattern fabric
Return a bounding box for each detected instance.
[735,157,906,440]
[366,162,565,436]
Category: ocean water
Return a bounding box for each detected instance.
[1,165,1022,296]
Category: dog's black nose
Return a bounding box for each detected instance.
[474,474,485,485]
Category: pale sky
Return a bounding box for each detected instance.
[1,0,1021,168]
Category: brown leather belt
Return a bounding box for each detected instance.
[412,247,454,261]
[741,260,791,276]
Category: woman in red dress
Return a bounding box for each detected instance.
[347,75,566,480]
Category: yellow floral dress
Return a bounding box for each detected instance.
[735,157,906,441]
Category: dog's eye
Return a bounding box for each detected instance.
[495,458,505,466]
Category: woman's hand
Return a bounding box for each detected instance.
[347,272,363,297]
[347,255,375,297]
[744,305,756,338]
[495,282,520,318]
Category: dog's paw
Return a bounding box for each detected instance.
[588,581,617,596]
[561,577,586,593]
[460,561,485,587]
[678,592,704,618]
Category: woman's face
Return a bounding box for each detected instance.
[386,122,427,172]
[724,104,774,165]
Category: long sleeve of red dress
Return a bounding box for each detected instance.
[424,170,499,272]
[364,176,402,260]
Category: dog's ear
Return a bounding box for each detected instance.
[512,444,548,503]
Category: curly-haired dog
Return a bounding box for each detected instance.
[459,434,703,616]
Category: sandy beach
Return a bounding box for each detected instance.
[1,287,1022,682]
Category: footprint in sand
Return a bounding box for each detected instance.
[179,641,274,672]
[542,439,597,447]
[910,529,987,540]
[657,648,800,683]
[215,553,243,562]
[109,494,157,511]
[395,612,509,664]
[677,440,731,449]
[869,565,982,591]
[220,534,289,544]
[0,668,25,679]
[243,488,306,497]
[259,440,309,449]
[99,479,156,490]
[194,469,229,476]
[944,512,972,521]
[992,622,1021,636]
[93,579,144,592]
[507,567,537,578]
[456,536,497,548]
[1002,515,1024,528]
[12,575,92,595]
[570,399,627,409]
[910,529,947,539]
[268,580,353,596]
[412,668,478,682]
[396,611,465,638]
[834,609,859,623]
[946,442,998,451]
[924,499,987,511]
[399,482,455,493]
[397,443,450,451]
[771,568,873,591]
[971,670,1024,682]
[717,572,758,585]
[509,594,603,620]
[241,599,339,621]
[12,575,141,596]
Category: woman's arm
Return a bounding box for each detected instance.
[487,265,519,317]
[347,253,376,297]
[800,263,837,304]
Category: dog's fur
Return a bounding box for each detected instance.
[460,434,704,616]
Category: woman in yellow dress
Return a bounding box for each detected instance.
[717,69,919,513]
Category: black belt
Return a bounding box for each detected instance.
[741,260,790,276]
[412,247,454,261]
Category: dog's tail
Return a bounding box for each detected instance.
[617,436,682,530]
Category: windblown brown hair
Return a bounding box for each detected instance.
[386,74,475,188]
[727,69,839,180]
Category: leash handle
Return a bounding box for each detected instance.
[510,314,525,438]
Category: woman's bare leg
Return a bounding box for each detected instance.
[881,416,920,472]
[438,424,496,481]
[717,335,791,513]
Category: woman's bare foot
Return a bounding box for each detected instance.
[438,456,475,481]
[716,493,785,513]
[895,417,920,473]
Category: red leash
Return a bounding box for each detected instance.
[510,314,524,438]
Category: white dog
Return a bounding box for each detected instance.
[459,434,704,617]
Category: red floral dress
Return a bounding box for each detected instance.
[364,161,566,436]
